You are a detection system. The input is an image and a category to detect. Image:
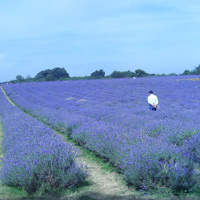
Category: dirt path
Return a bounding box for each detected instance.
[56,132,141,200]
[0,87,15,106]
[70,155,139,200]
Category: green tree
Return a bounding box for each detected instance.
[25,75,33,82]
[34,68,70,81]
[191,64,200,75]
[50,67,70,80]
[110,71,124,78]
[110,70,135,78]
[135,69,148,77]
[16,75,25,83]
[34,69,51,81]
[182,70,191,75]
[168,73,177,76]
[91,69,105,78]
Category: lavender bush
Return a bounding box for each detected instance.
[0,91,87,194]
[2,76,200,193]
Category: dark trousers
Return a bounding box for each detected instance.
[149,104,157,111]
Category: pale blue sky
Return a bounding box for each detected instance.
[0,0,200,82]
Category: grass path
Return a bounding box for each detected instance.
[55,132,145,200]
[0,86,16,106]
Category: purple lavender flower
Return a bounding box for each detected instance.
[0,90,87,194]
[2,75,200,192]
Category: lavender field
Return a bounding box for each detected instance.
[0,87,87,194]
[2,76,200,194]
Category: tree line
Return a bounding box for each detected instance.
[182,65,200,75]
[6,64,200,83]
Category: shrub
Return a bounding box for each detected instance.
[121,138,198,193]
[167,160,197,193]
[0,137,87,194]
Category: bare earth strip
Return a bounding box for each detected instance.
[72,157,143,200]
[0,86,16,106]
[57,133,144,200]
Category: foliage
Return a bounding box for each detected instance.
[25,75,33,82]
[167,160,197,193]
[191,64,200,75]
[182,64,200,76]
[122,141,198,193]
[110,70,135,78]
[5,64,200,85]
[168,73,177,76]
[34,67,70,81]
[135,69,149,77]
[91,69,105,78]
[110,69,149,78]
[16,75,25,83]
[182,70,191,75]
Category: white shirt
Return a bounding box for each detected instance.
[148,94,158,106]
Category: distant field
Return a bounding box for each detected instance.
[2,75,200,197]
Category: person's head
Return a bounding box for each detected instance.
[149,90,153,94]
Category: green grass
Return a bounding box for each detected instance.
[58,130,116,173]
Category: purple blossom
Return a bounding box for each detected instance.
[2,75,200,192]
[0,89,87,194]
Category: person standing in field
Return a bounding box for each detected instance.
[148,91,158,111]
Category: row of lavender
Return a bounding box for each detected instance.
[3,76,200,192]
[0,89,87,194]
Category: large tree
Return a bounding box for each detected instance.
[182,70,191,75]
[91,69,105,78]
[135,69,148,77]
[110,70,135,78]
[16,75,25,83]
[34,67,70,81]
[191,64,200,75]
[34,69,51,81]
